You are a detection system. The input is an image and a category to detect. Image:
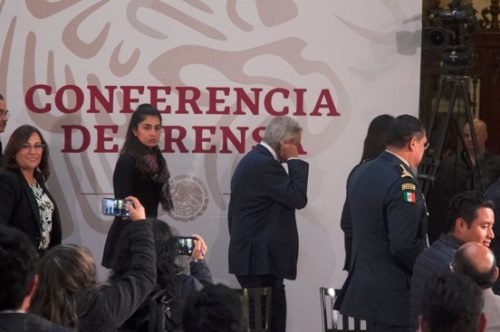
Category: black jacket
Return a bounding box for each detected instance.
[0,312,74,332]
[228,144,309,280]
[409,233,462,331]
[0,169,62,252]
[102,152,162,268]
[77,221,156,332]
[336,151,428,326]
[119,259,213,332]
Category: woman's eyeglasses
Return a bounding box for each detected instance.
[20,143,45,152]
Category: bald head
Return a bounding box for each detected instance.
[463,119,488,155]
[452,242,498,289]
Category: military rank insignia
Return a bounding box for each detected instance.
[403,190,416,203]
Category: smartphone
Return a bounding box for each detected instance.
[174,236,196,256]
[102,198,129,217]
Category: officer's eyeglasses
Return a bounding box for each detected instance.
[424,142,430,150]
[0,110,9,118]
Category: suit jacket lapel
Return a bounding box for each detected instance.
[21,177,42,232]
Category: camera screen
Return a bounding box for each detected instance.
[102,198,129,217]
[176,236,195,256]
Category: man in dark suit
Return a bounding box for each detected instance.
[228,116,309,332]
[0,94,8,168]
[0,224,73,331]
[336,115,428,332]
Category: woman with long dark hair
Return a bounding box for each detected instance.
[340,114,394,271]
[31,196,156,332]
[102,103,174,268]
[0,124,62,255]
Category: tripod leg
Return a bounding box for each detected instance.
[459,81,485,191]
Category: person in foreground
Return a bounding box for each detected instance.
[336,115,428,332]
[409,190,495,330]
[228,116,309,332]
[30,197,156,332]
[114,219,213,332]
[452,242,500,331]
[418,271,486,332]
[0,224,73,332]
[485,176,500,293]
[182,284,246,332]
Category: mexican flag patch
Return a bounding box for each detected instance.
[403,191,416,203]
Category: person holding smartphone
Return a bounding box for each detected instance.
[31,196,157,331]
[102,103,174,268]
[112,220,213,332]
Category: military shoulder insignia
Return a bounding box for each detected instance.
[402,183,416,191]
[399,164,414,180]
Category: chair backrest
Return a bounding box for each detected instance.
[319,287,368,332]
[238,287,272,332]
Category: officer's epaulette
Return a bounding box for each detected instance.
[399,164,414,180]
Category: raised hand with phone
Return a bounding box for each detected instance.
[124,196,146,222]
[191,233,208,261]
[114,220,214,332]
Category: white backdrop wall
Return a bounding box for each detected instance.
[0,1,422,331]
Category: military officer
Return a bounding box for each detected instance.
[336,114,429,332]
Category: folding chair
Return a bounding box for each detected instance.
[319,287,368,332]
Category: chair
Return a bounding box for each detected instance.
[319,287,368,332]
[237,287,272,332]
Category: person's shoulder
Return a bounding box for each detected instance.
[486,178,500,198]
[22,312,75,331]
[0,169,23,186]
[242,145,276,165]
[0,169,19,178]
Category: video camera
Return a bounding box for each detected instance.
[422,0,479,74]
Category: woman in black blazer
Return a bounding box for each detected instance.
[0,125,62,254]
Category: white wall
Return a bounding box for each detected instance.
[0,1,422,331]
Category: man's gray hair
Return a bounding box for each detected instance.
[262,116,302,151]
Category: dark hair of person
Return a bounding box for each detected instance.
[452,246,498,289]
[420,271,484,332]
[112,219,181,297]
[122,103,162,164]
[152,220,183,292]
[360,114,394,162]
[2,125,50,182]
[110,219,182,331]
[121,104,174,211]
[30,244,97,328]
[182,283,246,332]
[0,94,3,100]
[446,191,494,232]
[385,114,425,149]
[0,225,38,311]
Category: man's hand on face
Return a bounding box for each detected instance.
[278,138,300,162]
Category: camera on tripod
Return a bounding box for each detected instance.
[422,0,478,74]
